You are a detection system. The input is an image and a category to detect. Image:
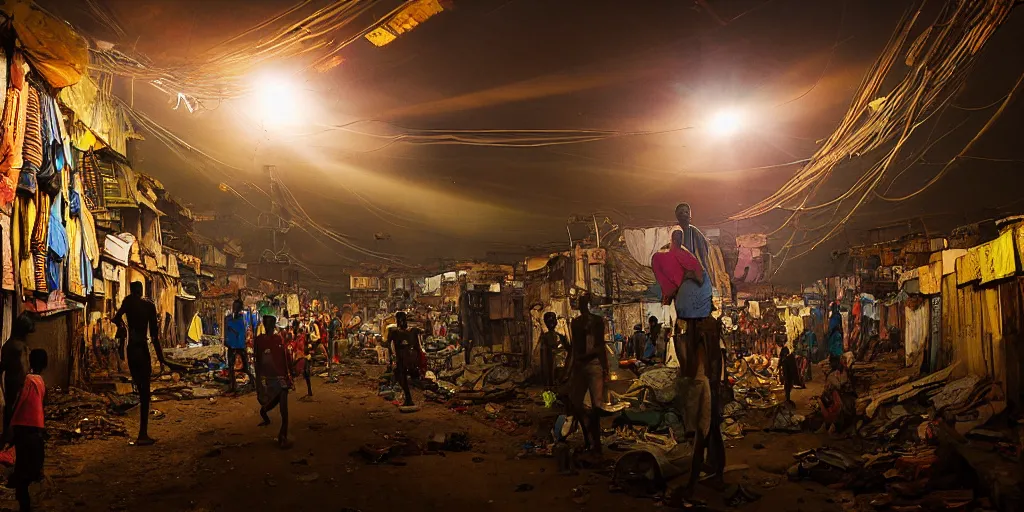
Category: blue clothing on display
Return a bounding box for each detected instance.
[46,192,68,292]
[803,330,817,350]
[828,331,844,357]
[643,338,657,359]
[827,304,844,357]
[224,314,247,349]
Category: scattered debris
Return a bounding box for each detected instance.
[295,472,319,483]
[571,486,591,504]
[725,484,762,507]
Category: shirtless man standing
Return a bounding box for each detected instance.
[567,293,608,455]
[114,281,167,446]
[387,312,423,408]
[537,312,566,389]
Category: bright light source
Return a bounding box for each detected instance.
[252,74,306,127]
[708,108,745,137]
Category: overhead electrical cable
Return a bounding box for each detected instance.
[86,0,393,108]
[727,0,1018,267]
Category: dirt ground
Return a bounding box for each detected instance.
[2,366,850,512]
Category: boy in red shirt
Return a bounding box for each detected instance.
[4,349,47,512]
[288,321,313,400]
[254,316,293,448]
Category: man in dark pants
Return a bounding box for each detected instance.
[683,318,727,498]
[0,314,35,435]
[223,299,252,394]
[646,316,662,360]
[567,293,608,455]
[387,312,423,407]
[255,315,292,448]
[537,312,566,389]
[114,281,166,446]
[623,323,646,360]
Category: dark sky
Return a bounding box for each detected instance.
[41,0,1024,282]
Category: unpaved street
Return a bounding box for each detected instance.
[7,366,849,512]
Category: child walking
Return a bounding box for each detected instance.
[4,349,47,512]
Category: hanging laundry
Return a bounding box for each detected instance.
[187,314,203,342]
[623,225,717,289]
[733,246,764,282]
[18,86,43,196]
[77,150,103,210]
[0,212,12,291]
[0,52,28,206]
[747,300,761,319]
[624,226,675,266]
[79,182,100,294]
[37,90,65,195]
[29,192,49,291]
[45,191,67,292]
[708,245,731,302]
[66,186,83,296]
[733,233,767,283]
[861,295,879,321]
[904,301,929,367]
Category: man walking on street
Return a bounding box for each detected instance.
[387,312,423,408]
[567,293,608,456]
[255,315,293,448]
[224,299,252,394]
[114,281,167,446]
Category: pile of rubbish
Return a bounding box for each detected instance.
[45,388,130,443]
[355,430,472,465]
[787,444,985,510]
[162,346,235,389]
[730,355,782,409]
[151,384,222,401]
[466,401,533,435]
[854,361,1009,442]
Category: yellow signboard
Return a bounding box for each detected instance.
[364,0,445,47]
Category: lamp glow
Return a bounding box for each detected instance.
[252,74,305,127]
[708,108,744,137]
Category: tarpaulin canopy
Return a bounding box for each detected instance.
[2,0,88,88]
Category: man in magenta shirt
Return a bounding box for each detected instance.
[255,316,293,448]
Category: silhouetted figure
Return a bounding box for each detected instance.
[4,348,47,512]
[0,314,34,435]
[684,317,727,498]
[538,312,566,388]
[387,312,423,407]
[114,281,166,446]
[255,315,293,448]
[567,293,607,455]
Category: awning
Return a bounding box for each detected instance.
[136,194,165,216]
[103,233,134,265]
[177,282,197,301]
